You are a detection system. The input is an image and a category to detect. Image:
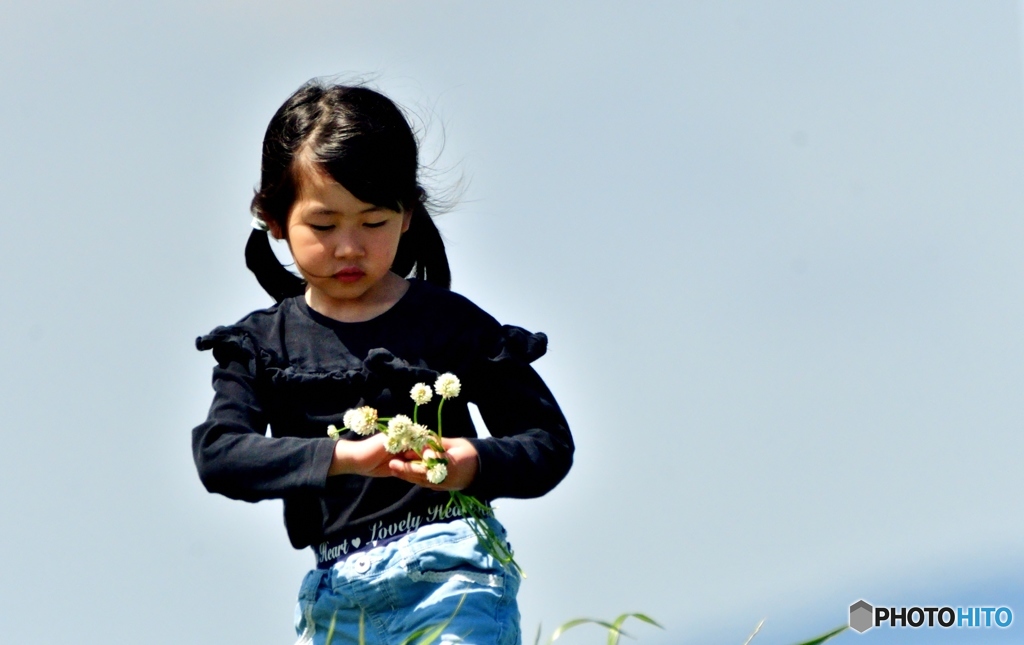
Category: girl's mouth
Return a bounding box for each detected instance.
[334,268,365,283]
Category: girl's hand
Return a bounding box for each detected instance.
[327,434,398,478]
[388,438,479,491]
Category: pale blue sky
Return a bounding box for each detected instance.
[1,2,1022,644]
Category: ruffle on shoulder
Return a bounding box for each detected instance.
[196,327,441,389]
[197,322,547,395]
[486,325,548,364]
[195,326,268,373]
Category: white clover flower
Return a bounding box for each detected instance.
[410,383,433,406]
[426,461,448,485]
[326,424,341,441]
[343,406,379,436]
[342,409,358,430]
[434,373,461,400]
[408,423,431,453]
[387,414,413,435]
[384,415,415,454]
[384,433,406,454]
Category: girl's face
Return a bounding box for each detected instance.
[270,163,412,318]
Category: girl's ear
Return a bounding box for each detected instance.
[266,219,285,240]
[401,209,413,234]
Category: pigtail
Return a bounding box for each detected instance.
[245,228,305,302]
[392,199,451,289]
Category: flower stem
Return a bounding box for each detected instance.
[436,398,446,438]
[448,491,525,577]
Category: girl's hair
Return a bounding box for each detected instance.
[245,80,451,301]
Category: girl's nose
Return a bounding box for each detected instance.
[333,230,364,258]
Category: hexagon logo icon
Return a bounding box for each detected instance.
[849,600,874,633]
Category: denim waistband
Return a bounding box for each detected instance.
[312,497,492,569]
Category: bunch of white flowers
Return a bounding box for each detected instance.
[384,416,432,454]
[323,372,519,574]
[328,373,462,482]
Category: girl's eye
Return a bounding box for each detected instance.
[363,221,388,229]
[310,224,334,232]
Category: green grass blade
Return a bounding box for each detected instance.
[397,624,444,645]
[397,593,468,645]
[622,613,661,628]
[790,625,848,645]
[325,610,338,645]
[607,613,664,645]
[549,618,622,642]
[533,622,543,645]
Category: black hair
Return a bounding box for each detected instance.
[245,80,451,301]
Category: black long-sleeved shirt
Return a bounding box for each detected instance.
[192,279,574,554]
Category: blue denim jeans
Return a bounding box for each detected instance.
[294,519,521,645]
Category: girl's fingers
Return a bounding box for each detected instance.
[388,459,447,490]
[390,449,441,463]
[391,458,419,471]
[389,459,425,478]
[422,448,445,461]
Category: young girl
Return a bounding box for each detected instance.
[192,80,574,645]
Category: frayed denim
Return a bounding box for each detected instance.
[295,519,521,645]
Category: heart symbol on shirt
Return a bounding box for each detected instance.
[351,537,361,549]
